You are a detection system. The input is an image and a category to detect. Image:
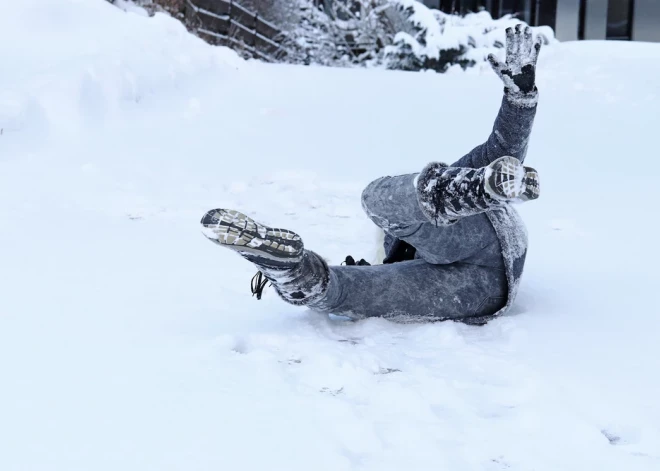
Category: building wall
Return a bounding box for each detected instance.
[429,0,660,42]
[583,0,609,39]
[632,0,660,42]
[555,0,580,40]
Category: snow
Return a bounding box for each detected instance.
[1,1,659,470]
[390,0,556,69]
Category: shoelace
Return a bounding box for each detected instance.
[252,257,368,301]
[251,271,270,300]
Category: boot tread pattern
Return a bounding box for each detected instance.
[487,156,540,202]
[201,209,303,261]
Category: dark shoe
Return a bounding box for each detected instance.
[201,209,329,306]
[486,156,540,202]
[342,255,371,266]
[200,209,303,270]
[416,156,539,224]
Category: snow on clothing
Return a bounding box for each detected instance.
[278,91,538,324]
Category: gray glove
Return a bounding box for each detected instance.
[488,24,542,102]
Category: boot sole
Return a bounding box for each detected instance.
[200,209,303,264]
[486,156,540,201]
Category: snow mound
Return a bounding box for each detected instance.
[0,0,241,142]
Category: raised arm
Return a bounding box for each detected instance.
[452,25,543,169]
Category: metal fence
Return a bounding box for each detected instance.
[184,0,287,61]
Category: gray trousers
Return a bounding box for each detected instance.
[304,95,536,322]
[307,174,508,322]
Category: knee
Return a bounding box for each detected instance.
[360,176,389,223]
[361,176,387,207]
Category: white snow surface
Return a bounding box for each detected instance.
[1,1,659,470]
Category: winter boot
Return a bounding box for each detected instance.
[416,156,539,225]
[200,209,329,305]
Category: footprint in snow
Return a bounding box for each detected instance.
[601,429,622,445]
[549,218,588,237]
[320,387,344,396]
[231,337,250,354]
[490,457,511,469]
[375,368,401,375]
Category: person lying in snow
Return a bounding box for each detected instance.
[201,25,542,325]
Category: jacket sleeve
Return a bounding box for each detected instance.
[450,92,538,169]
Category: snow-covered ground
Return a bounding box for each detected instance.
[1,1,659,470]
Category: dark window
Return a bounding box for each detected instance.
[497,0,533,22]
[535,0,557,29]
[578,0,587,40]
[515,0,532,23]
[439,0,457,14]
[607,0,635,40]
[491,0,502,17]
[438,0,500,15]
[500,0,516,15]
[437,0,554,26]
[530,0,538,25]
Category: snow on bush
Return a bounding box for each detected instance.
[384,0,556,73]
[283,0,396,67]
[282,0,556,71]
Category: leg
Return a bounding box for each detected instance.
[362,153,538,262]
[361,173,505,268]
[310,260,508,322]
[200,209,507,322]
